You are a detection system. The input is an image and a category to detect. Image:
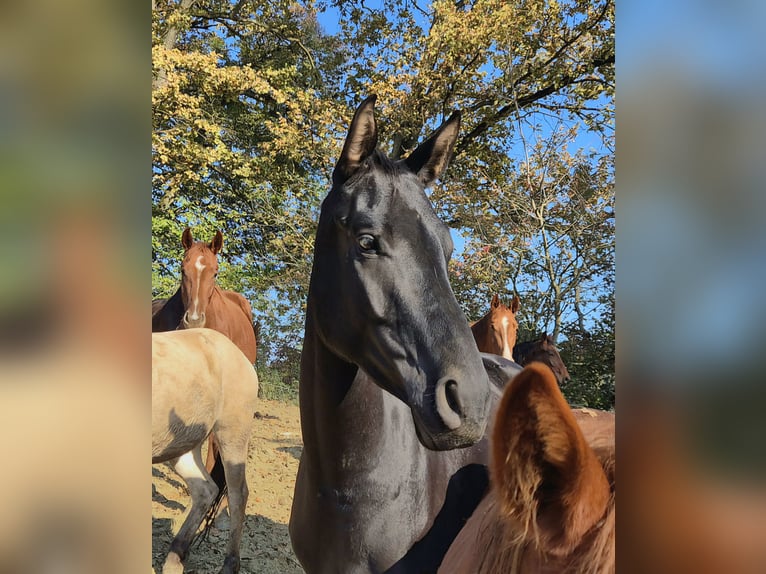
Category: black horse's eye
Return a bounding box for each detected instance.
[357,234,376,253]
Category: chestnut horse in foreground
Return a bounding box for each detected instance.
[439,362,615,574]
[152,228,257,481]
[152,328,258,574]
[471,294,521,361]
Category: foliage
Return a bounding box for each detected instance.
[257,365,300,403]
[151,0,615,407]
[152,0,345,337]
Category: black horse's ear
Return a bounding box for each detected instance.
[181,227,194,251]
[404,112,461,187]
[333,95,378,184]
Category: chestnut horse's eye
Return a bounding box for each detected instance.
[358,234,376,253]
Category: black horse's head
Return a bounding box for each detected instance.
[310,96,492,450]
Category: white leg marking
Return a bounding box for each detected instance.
[174,450,206,481]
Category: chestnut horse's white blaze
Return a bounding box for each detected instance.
[500,315,512,361]
[186,255,207,324]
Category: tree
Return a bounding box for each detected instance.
[151,0,615,406]
[152,0,346,358]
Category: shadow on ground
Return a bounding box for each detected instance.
[152,513,305,574]
[276,445,303,461]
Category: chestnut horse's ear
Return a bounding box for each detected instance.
[333,95,378,185]
[540,332,549,343]
[491,294,501,309]
[181,227,194,251]
[491,362,610,555]
[210,230,224,254]
[511,295,521,313]
[404,112,461,188]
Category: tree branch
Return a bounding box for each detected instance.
[455,53,614,154]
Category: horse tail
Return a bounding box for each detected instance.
[209,450,228,514]
[195,447,228,544]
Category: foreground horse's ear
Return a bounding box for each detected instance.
[511,295,521,313]
[181,228,194,251]
[404,112,461,187]
[333,95,378,184]
[491,294,501,309]
[492,362,610,554]
[210,230,224,254]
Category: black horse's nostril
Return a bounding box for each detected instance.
[435,377,463,431]
[445,380,463,416]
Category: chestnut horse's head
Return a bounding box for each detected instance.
[471,294,521,361]
[179,228,222,329]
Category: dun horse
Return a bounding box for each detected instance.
[290,96,510,573]
[152,328,259,574]
[514,332,571,386]
[439,362,615,574]
[471,294,521,362]
[152,228,257,477]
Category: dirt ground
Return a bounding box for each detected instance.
[152,399,306,573]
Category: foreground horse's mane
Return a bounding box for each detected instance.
[441,363,615,574]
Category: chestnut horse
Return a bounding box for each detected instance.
[289,96,522,573]
[152,328,259,574]
[514,333,571,386]
[152,228,257,502]
[152,228,257,364]
[439,362,615,574]
[471,294,521,361]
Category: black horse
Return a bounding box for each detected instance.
[289,96,520,574]
[514,333,571,386]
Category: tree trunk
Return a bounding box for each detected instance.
[153,0,197,91]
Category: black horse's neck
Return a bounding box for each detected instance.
[293,303,494,574]
[298,308,384,475]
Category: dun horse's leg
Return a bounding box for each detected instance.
[162,446,218,574]
[218,459,248,574]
